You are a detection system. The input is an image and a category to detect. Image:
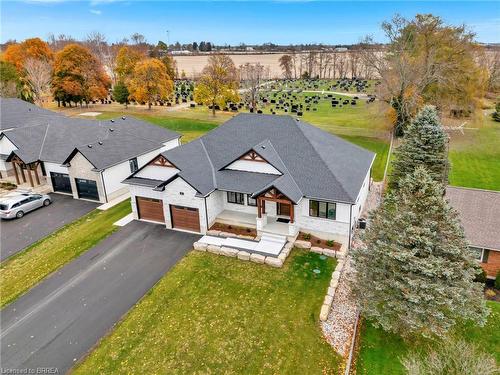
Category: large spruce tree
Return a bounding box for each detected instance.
[351,167,488,339]
[390,106,448,190]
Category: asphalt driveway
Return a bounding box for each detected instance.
[0,193,98,261]
[0,220,199,374]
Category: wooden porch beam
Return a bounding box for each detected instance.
[290,202,294,223]
[33,163,40,185]
[13,161,20,185]
[27,166,34,187]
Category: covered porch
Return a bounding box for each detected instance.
[214,188,299,239]
[5,155,46,188]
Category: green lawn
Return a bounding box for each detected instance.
[0,200,131,308]
[75,251,341,374]
[448,119,500,191]
[96,112,220,143]
[356,301,500,374]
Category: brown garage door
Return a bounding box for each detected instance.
[170,205,200,232]
[136,197,165,223]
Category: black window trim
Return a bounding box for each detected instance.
[227,191,244,205]
[247,194,257,206]
[309,199,337,220]
[129,157,139,173]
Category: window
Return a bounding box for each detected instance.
[247,194,257,206]
[227,192,244,205]
[309,200,336,220]
[469,247,491,263]
[129,157,139,173]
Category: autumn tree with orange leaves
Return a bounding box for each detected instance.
[115,46,145,82]
[3,38,53,74]
[128,58,173,109]
[52,44,110,107]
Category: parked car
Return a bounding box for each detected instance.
[0,193,52,219]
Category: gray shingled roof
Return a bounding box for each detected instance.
[1,99,180,169]
[446,187,500,251]
[144,113,375,204]
[0,98,63,130]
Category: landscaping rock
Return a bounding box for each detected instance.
[237,251,250,261]
[294,240,311,249]
[324,295,333,306]
[327,286,336,297]
[322,249,336,257]
[220,231,237,238]
[278,252,288,262]
[193,242,207,251]
[207,245,221,254]
[206,230,221,236]
[330,279,339,289]
[265,257,283,268]
[250,253,265,264]
[220,247,238,257]
[284,241,294,250]
[311,246,323,254]
[320,304,330,321]
[331,271,341,280]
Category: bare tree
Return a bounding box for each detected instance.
[279,54,293,79]
[240,62,265,109]
[47,33,75,51]
[85,32,117,84]
[24,58,52,107]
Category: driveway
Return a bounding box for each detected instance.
[0,221,199,373]
[0,193,98,261]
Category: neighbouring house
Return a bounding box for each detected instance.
[446,186,500,279]
[124,113,375,246]
[0,98,181,202]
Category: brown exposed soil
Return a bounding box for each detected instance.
[297,232,342,251]
[210,223,257,237]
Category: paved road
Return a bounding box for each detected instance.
[0,221,199,374]
[0,194,98,261]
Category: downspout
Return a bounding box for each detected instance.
[348,203,354,250]
[100,170,108,203]
[204,196,209,233]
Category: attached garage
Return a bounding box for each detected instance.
[137,197,165,223]
[75,178,99,201]
[50,172,72,194]
[170,205,200,232]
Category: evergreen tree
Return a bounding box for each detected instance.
[351,167,488,339]
[390,105,448,190]
[492,102,500,122]
[113,81,129,108]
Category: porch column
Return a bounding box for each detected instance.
[262,200,266,214]
[27,166,34,187]
[257,197,262,218]
[290,203,294,223]
[33,163,40,185]
[19,163,27,183]
[12,161,20,185]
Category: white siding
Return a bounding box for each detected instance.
[102,139,180,200]
[350,169,371,229]
[222,191,261,215]
[295,197,351,240]
[225,159,281,175]
[206,190,224,226]
[0,136,17,172]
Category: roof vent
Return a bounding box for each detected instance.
[98,141,103,145]
[261,145,266,149]
[109,128,114,132]
[110,119,115,123]
[88,144,92,148]
[122,116,126,120]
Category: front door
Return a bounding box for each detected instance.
[277,202,290,216]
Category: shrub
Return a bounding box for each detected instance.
[303,233,311,240]
[316,239,321,244]
[475,268,487,284]
[495,271,500,290]
[401,338,498,375]
[326,240,334,247]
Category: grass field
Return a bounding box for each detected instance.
[356,301,500,374]
[0,200,130,308]
[75,251,341,374]
[447,117,500,191]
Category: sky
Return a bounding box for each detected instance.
[1,1,499,45]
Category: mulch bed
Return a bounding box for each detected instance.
[298,232,342,251]
[210,223,257,237]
